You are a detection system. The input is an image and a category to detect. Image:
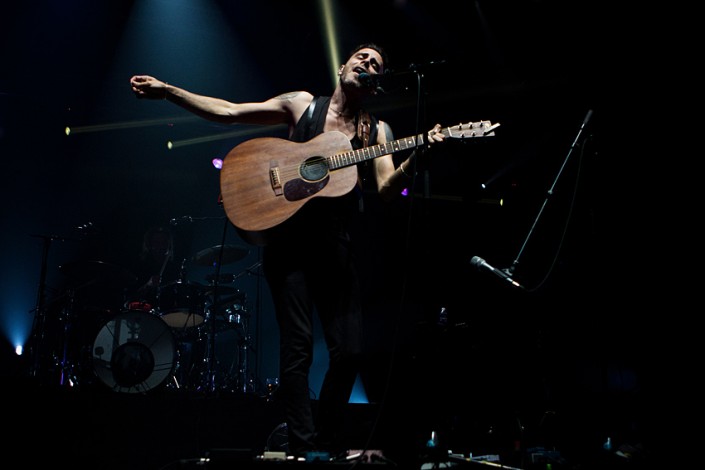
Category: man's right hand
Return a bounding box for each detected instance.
[130,75,168,100]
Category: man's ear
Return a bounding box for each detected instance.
[338,65,344,76]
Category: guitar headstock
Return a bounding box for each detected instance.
[445,120,500,139]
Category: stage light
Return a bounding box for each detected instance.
[65,116,197,136]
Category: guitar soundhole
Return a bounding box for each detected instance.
[300,156,329,181]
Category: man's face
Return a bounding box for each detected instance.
[339,47,385,91]
[346,48,384,76]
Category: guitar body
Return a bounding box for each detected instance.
[220,131,358,244]
[219,121,499,245]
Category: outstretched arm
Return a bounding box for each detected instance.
[129,75,312,127]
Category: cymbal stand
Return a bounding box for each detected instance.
[237,327,256,393]
[200,221,230,394]
[28,234,64,381]
[55,287,80,387]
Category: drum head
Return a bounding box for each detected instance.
[158,280,206,329]
[91,310,176,393]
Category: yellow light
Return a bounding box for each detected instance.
[65,116,197,135]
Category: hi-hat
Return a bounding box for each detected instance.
[192,244,249,266]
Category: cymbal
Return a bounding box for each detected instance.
[192,244,249,266]
[160,279,205,290]
[60,260,137,286]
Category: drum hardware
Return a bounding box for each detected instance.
[168,238,258,394]
[177,292,255,393]
[28,237,137,385]
[40,287,84,388]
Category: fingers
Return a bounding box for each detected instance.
[427,124,444,144]
[130,75,161,99]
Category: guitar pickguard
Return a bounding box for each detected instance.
[283,176,330,201]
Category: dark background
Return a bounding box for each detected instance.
[0,1,658,468]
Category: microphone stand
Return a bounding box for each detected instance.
[504,109,594,280]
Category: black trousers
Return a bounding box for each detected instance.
[263,226,364,456]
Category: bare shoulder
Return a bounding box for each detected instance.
[377,119,393,143]
[271,91,314,121]
[272,91,313,107]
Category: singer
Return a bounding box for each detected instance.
[130,43,446,458]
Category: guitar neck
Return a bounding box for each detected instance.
[327,134,426,170]
[327,121,498,170]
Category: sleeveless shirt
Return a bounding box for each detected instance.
[265,96,379,244]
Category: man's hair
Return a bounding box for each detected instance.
[349,43,389,72]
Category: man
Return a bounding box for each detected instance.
[130,43,445,457]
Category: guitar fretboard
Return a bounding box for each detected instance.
[326,120,498,170]
[328,135,425,169]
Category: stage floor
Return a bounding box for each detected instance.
[4,370,646,470]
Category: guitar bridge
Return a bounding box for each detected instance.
[269,161,283,196]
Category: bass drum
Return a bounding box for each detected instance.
[91,310,176,393]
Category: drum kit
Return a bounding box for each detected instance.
[40,244,256,395]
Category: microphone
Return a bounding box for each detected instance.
[358,72,385,94]
[170,216,193,226]
[470,256,524,289]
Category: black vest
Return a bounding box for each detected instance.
[263,97,379,244]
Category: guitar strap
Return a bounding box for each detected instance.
[357,109,371,148]
[355,109,373,212]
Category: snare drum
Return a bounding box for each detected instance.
[157,280,206,330]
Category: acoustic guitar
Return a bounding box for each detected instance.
[220,120,499,245]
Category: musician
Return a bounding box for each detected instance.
[130,43,445,457]
[128,225,181,311]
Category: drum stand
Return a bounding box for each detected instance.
[220,260,260,393]
[28,232,95,386]
[183,216,258,395]
[28,233,62,382]
[225,317,253,394]
[188,302,253,394]
[54,288,81,387]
